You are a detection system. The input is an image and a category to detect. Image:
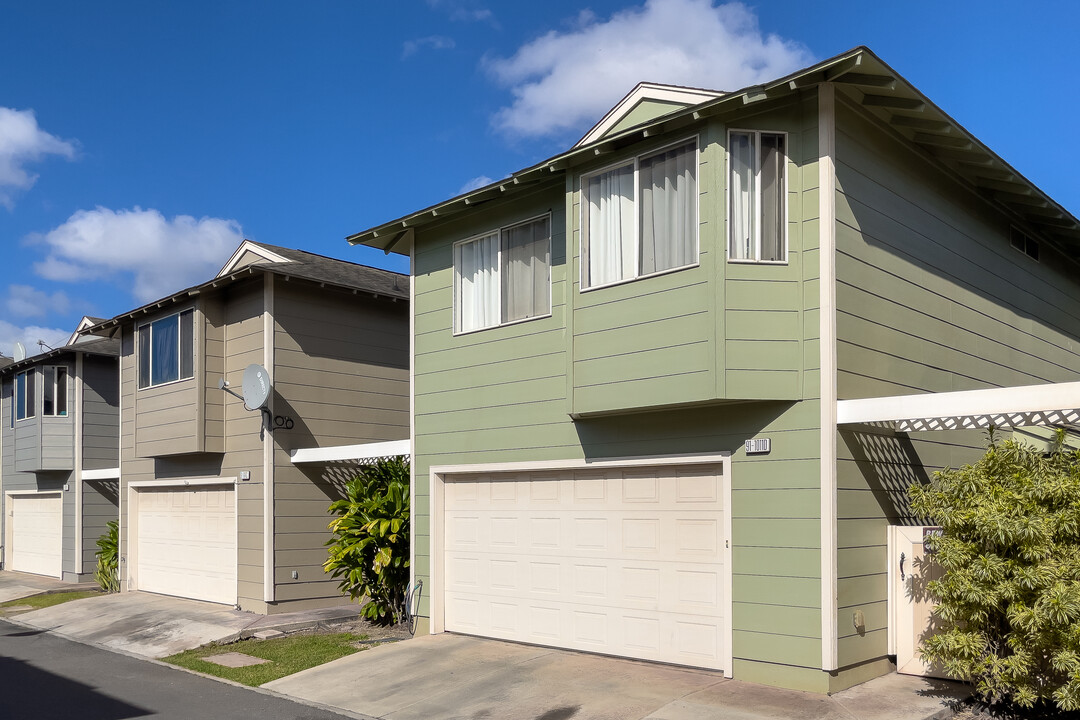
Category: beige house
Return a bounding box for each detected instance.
[85,241,409,613]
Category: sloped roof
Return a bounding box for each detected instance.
[349,46,1080,261]
[0,335,121,377]
[84,240,407,336]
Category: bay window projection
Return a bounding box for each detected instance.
[43,366,68,416]
[15,370,34,421]
[138,308,195,388]
[454,215,551,334]
[729,131,787,262]
[583,139,698,288]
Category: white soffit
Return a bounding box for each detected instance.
[82,467,120,480]
[574,83,724,148]
[837,381,1080,432]
[290,439,411,464]
[217,240,293,277]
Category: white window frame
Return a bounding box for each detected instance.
[452,213,553,336]
[137,308,196,390]
[42,365,68,417]
[14,369,34,422]
[726,129,789,265]
[579,135,700,292]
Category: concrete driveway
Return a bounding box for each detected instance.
[9,591,361,658]
[265,634,969,720]
[0,570,87,603]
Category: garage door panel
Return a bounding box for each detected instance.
[137,486,236,605]
[444,465,726,670]
[10,494,63,577]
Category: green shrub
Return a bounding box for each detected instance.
[94,520,119,593]
[909,432,1080,710]
[324,456,410,626]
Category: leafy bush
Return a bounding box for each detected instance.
[909,433,1080,710]
[324,456,410,626]
[94,520,119,593]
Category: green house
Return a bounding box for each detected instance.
[348,46,1080,693]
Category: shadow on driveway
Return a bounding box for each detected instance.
[0,655,150,720]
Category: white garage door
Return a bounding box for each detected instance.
[10,493,63,577]
[443,464,726,670]
[136,485,236,605]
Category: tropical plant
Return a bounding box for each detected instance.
[909,431,1080,711]
[324,456,410,626]
[94,520,120,593]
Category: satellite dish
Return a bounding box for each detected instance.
[241,364,271,409]
[13,342,25,362]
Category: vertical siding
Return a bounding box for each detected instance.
[81,354,119,470]
[832,98,1080,673]
[271,280,409,610]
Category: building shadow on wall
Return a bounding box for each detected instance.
[840,423,931,523]
[86,479,119,506]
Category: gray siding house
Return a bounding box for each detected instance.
[0,328,120,581]
[349,47,1080,693]
[84,241,409,614]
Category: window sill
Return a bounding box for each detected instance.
[453,311,553,337]
[726,258,789,265]
[580,261,700,293]
[138,375,195,392]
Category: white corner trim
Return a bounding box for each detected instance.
[837,381,1080,426]
[408,247,418,631]
[74,352,84,576]
[82,467,121,481]
[217,240,293,277]
[263,272,275,604]
[575,83,724,148]
[818,81,840,674]
[289,439,412,464]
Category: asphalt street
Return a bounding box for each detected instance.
[0,619,356,720]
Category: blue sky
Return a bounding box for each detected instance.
[2,0,1078,357]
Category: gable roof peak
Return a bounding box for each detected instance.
[574,82,725,148]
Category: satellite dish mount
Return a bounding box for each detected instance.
[219,364,274,432]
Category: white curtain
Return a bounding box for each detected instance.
[760,134,786,262]
[640,141,697,274]
[456,233,499,332]
[502,217,550,323]
[586,163,634,287]
[729,132,756,260]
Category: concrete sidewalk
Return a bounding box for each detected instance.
[266,633,969,720]
[10,590,364,658]
[0,570,96,603]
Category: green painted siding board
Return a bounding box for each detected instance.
[574,372,714,413]
[724,370,800,400]
[731,489,819,520]
[732,574,820,608]
[734,603,821,637]
[725,279,800,311]
[574,314,712,362]
[574,342,711,384]
[726,341,800,371]
[732,630,821,668]
[606,99,690,137]
[733,518,819,548]
[837,573,888,608]
[726,310,800,341]
[733,546,820,578]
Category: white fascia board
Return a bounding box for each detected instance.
[217,240,293,277]
[837,381,1080,426]
[290,439,411,464]
[575,83,724,148]
[81,467,120,481]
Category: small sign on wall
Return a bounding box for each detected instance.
[745,438,771,455]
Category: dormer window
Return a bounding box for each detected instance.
[138,309,195,389]
[43,366,68,416]
[581,138,699,289]
[14,370,34,421]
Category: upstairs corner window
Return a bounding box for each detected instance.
[729,130,787,263]
[582,139,698,288]
[138,309,195,389]
[15,370,34,421]
[454,215,552,334]
[43,365,68,416]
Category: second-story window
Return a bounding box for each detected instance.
[729,130,787,263]
[454,215,551,334]
[138,309,195,389]
[581,138,698,289]
[43,366,68,416]
[15,370,34,421]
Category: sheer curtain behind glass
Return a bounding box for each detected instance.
[502,217,550,323]
[729,132,756,260]
[456,233,499,332]
[640,142,697,275]
[586,163,634,287]
[759,134,786,262]
[151,315,179,386]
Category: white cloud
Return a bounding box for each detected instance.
[0,320,70,360]
[32,206,245,303]
[0,107,77,209]
[5,284,71,319]
[459,175,495,194]
[403,35,456,58]
[485,0,813,138]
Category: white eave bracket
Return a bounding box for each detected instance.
[837,381,1080,432]
[289,439,411,465]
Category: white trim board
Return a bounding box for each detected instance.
[128,477,237,489]
[290,439,411,464]
[837,381,1080,429]
[82,467,120,480]
[217,240,293,277]
[575,83,723,148]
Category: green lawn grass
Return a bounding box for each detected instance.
[163,633,370,686]
[0,590,101,611]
